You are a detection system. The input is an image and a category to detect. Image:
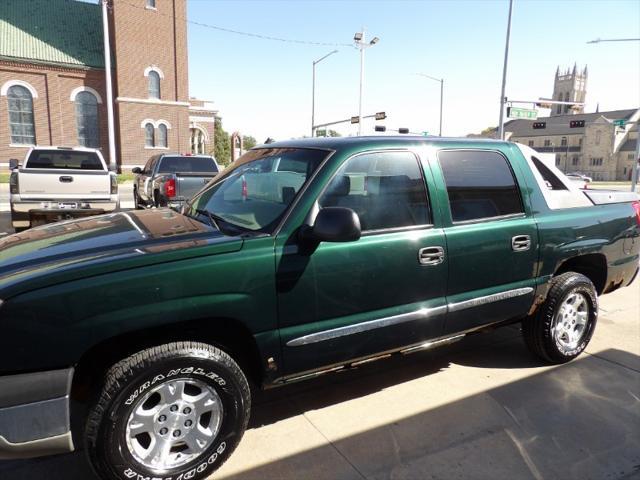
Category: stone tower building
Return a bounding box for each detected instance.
[551,64,587,116]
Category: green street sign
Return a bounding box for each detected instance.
[507,107,538,119]
[613,119,626,127]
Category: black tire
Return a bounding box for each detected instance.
[133,188,144,210]
[522,272,598,364]
[154,190,167,208]
[85,341,251,480]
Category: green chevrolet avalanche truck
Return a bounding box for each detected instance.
[1,137,639,479]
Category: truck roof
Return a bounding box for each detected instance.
[255,136,511,150]
[29,146,102,153]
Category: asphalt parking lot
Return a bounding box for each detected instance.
[0,184,639,479]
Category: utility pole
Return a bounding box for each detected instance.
[101,0,117,171]
[498,0,514,140]
[311,50,338,137]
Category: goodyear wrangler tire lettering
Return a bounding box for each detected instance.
[85,342,250,480]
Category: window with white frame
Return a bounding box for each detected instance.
[145,123,155,147]
[148,71,160,99]
[75,91,99,147]
[7,85,36,145]
[157,124,168,148]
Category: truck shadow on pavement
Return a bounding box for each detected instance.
[2,326,639,479]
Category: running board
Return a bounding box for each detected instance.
[281,333,468,384]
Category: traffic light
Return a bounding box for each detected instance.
[398,128,410,134]
[569,120,585,128]
[532,122,546,129]
[374,125,386,132]
[350,116,360,124]
[375,111,387,120]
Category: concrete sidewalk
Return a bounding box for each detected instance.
[1,280,638,479]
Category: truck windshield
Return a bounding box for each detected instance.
[157,156,219,173]
[25,150,104,170]
[186,148,329,233]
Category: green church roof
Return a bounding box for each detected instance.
[0,0,104,69]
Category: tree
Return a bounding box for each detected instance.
[327,129,342,137]
[213,118,231,166]
[242,135,257,150]
[467,126,498,139]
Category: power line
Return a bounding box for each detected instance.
[117,0,353,47]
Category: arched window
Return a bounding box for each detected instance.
[190,127,207,154]
[148,71,160,99]
[7,85,35,145]
[145,123,155,147]
[157,124,167,148]
[75,91,99,147]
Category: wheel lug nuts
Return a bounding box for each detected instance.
[170,405,178,412]
[183,407,191,414]
[185,420,193,427]
[173,430,181,437]
[158,415,166,422]
[159,427,168,435]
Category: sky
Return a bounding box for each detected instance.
[185,0,640,142]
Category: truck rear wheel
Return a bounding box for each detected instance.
[522,272,598,364]
[85,341,250,480]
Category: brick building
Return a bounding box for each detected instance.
[0,0,217,169]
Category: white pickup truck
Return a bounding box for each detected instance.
[9,146,118,231]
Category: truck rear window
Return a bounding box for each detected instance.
[158,156,218,173]
[26,151,104,170]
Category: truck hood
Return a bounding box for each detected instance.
[0,209,243,298]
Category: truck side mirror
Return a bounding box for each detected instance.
[304,207,361,243]
[131,167,142,174]
[9,158,19,170]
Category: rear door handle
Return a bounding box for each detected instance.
[512,235,531,252]
[59,176,73,183]
[418,246,445,266]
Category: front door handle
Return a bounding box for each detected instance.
[59,176,73,183]
[418,246,445,266]
[512,235,531,252]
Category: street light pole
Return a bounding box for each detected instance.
[354,30,379,136]
[498,0,514,140]
[586,38,640,44]
[631,125,640,192]
[311,50,338,137]
[414,73,444,136]
[587,36,639,191]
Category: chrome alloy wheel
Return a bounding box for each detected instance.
[125,378,223,470]
[553,291,589,353]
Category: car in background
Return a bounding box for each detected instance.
[566,174,590,189]
[132,153,220,209]
[9,146,118,232]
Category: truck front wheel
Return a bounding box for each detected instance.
[522,272,598,364]
[85,341,251,480]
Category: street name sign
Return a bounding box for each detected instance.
[507,107,538,119]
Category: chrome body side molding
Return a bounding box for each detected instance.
[286,306,448,347]
[286,287,534,348]
[447,287,534,313]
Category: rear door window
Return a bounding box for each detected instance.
[25,150,104,170]
[438,150,523,223]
